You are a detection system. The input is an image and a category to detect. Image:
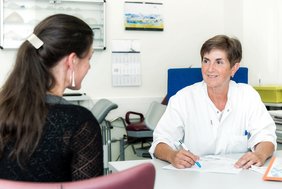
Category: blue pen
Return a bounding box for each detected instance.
[179,140,201,168]
[244,130,248,136]
[244,130,251,139]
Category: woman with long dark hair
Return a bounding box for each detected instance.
[0,14,103,182]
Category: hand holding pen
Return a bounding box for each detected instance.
[154,142,200,169]
[178,140,201,168]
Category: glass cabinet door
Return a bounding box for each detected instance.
[0,0,106,50]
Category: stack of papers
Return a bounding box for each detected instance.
[163,155,242,174]
[268,110,282,143]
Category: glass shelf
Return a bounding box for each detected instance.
[0,0,106,50]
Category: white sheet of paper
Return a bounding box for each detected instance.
[163,155,242,174]
[250,165,267,175]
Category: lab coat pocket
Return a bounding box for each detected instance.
[225,135,248,154]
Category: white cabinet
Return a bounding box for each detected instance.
[0,0,106,50]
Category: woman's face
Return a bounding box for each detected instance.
[201,48,238,91]
[73,47,94,89]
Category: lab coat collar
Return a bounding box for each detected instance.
[202,81,234,123]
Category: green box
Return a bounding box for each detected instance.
[253,86,282,103]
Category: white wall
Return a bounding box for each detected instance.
[87,0,227,119]
[224,0,243,42]
[243,0,282,86]
[1,0,281,119]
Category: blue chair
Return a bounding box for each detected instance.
[166,67,248,103]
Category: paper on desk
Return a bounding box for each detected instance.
[249,165,267,175]
[163,155,242,174]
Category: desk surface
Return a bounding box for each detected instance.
[109,151,282,189]
[62,94,91,101]
[265,102,282,107]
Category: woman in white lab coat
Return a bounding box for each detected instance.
[149,35,277,169]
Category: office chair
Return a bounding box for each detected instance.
[0,180,60,189]
[90,98,118,174]
[63,163,155,189]
[167,67,248,102]
[120,101,166,159]
[0,163,156,189]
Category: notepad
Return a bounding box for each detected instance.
[163,155,242,174]
[263,156,282,181]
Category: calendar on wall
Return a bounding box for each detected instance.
[111,39,142,87]
[0,0,106,50]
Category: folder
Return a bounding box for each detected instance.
[263,156,282,181]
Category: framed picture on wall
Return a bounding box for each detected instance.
[124,1,163,31]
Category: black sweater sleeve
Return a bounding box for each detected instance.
[70,116,103,180]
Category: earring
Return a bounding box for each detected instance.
[71,71,75,87]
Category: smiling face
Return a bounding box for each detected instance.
[201,48,239,91]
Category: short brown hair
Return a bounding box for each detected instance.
[200,35,242,68]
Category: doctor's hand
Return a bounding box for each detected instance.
[170,149,199,169]
[234,142,275,169]
[234,151,266,169]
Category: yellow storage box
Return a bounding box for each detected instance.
[253,85,282,103]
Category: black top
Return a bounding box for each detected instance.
[0,96,103,182]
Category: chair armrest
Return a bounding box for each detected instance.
[125,111,145,124]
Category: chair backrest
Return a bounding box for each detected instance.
[0,163,155,189]
[167,67,248,102]
[91,99,118,124]
[62,163,156,189]
[145,101,167,130]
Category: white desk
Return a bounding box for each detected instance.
[63,94,92,109]
[265,102,282,108]
[63,94,90,103]
[109,151,282,189]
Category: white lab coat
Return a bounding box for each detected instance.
[149,81,277,157]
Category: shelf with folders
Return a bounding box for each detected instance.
[0,0,106,50]
[268,110,282,143]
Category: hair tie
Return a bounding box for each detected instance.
[27,33,44,49]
